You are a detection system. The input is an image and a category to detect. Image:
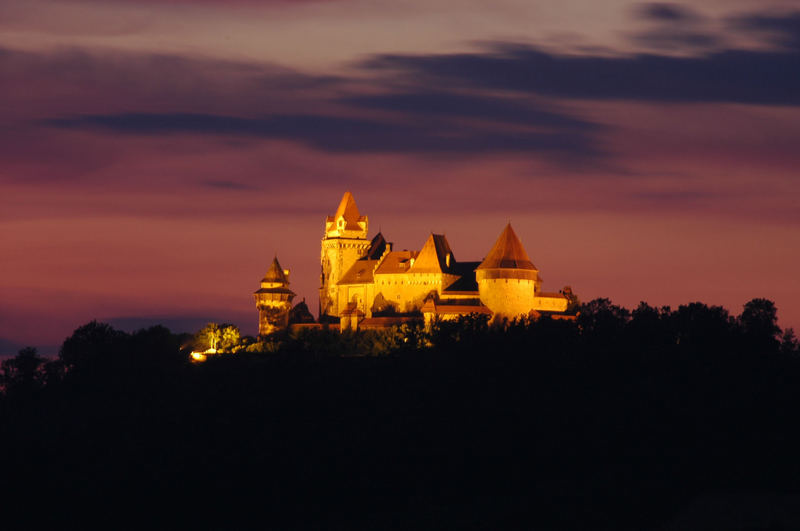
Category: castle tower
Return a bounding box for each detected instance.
[476,224,542,319]
[319,192,370,321]
[254,256,296,335]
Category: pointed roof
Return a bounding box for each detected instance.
[327,191,366,230]
[477,224,537,270]
[410,233,455,273]
[364,232,388,260]
[262,256,288,284]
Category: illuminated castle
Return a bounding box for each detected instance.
[318,192,576,330]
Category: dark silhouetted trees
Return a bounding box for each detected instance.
[0,347,47,397]
[2,297,800,529]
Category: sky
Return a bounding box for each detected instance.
[2,0,799,355]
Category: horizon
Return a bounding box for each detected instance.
[2,0,799,355]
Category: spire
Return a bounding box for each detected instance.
[477,224,537,270]
[332,191,363,230]
[262,256,288,284]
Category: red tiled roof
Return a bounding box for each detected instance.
[374,250,419,275]
[477,223,537,271]
[261,256,288,284]
[338,259,380,285]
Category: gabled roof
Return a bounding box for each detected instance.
[326,191,366,230]
[338,259,380,285]
[364,232,388,260]
[374,250,418,275]
[409,234,455,274]
[477,224,537,271]
[262,256,288,284]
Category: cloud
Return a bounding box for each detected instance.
[0,45,339,120]
[363,43,800,105]
[339,91,595,130]
[0,44,600,163]
[202,179,259,190]
[732,11,800,50]
[630,29,721,50]
[44,111,600,158]
[636,3,702,23]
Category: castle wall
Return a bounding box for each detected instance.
[532,295,569,312]
[372,273,458,313]
[478,277,538,318]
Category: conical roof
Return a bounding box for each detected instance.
[329,191,365,230]
[477,224,537,270]
[410,233,454,273]
[262,256,288,284]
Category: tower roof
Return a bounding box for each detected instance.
[327,191,366,230]
[262,256,288,284]
[477,224,537,270]
[410,233,455,273]
[364,232,388,260]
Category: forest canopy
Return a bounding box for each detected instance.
[1,297,799,529]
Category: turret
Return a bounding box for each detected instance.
[324,191,368,239]
[319,192,371,320]
[254,256,295,335]
[476,224,541,318]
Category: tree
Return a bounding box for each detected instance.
[219,324,241,352]
[59,321,126,372]
[1,347,47,396]
[194,323,241,352]
[670,302,733,351]
[740,298,781,353]
[129,325,186,369]
[780,328,799,356]
[577,298,630,339]
[195,323,222,351]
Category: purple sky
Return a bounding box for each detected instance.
[2,0,799,355]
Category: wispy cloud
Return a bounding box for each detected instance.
[45,111,601,158]
[732,10,800,50]
[363,39,800,105]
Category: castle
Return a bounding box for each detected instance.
[256,192,576,335]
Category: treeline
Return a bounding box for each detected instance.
[1,298,799,529]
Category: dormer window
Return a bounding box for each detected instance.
[338,218,345,230]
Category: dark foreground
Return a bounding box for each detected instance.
[2,299,800,529]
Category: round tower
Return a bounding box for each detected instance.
[476,224,541,319]
[254,256,296,336]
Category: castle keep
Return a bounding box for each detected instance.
[256,191,576,334]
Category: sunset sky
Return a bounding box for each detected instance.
[2,0,799,354]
